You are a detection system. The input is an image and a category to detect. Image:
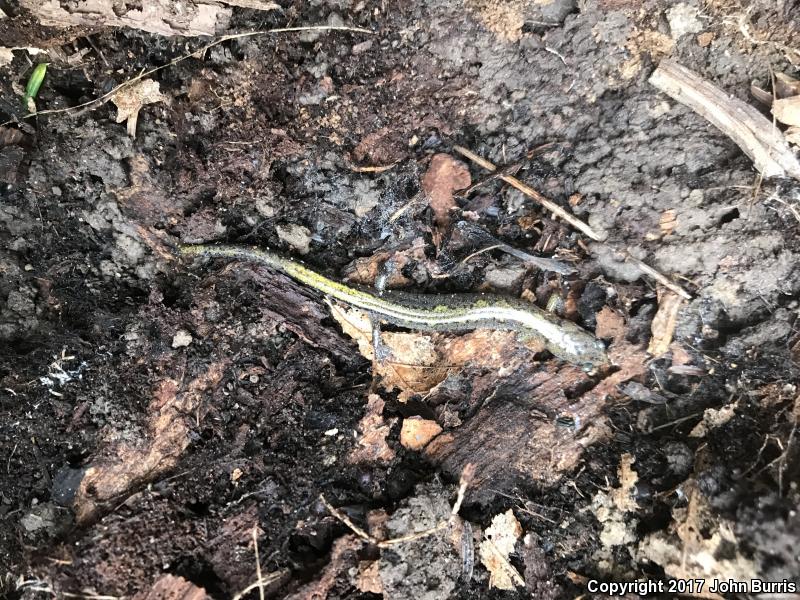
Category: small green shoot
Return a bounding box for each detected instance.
[23,62,48,112]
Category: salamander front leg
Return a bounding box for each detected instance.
[370,315,393,363]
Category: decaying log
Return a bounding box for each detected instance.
[649,59,800,181]
[424,343,647,502]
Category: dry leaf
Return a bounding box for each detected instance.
[329,302,444,397]
[479,510,524,590]
[400,417,443,450]
[422,153,471,233]
[355,560,383,594]
[111,79,166,137]
[696,31,714,47]
[773,96,800,127]
[647,288,683,356]
[637,481,759,596]
[329,302,535,399]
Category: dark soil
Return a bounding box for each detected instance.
[2,0,800,598]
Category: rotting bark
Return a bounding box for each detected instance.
[19,0,233,37]
[425,343,648,503]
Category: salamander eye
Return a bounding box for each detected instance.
[582,362,596,374]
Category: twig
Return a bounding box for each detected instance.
[321,463,475,548]
[2,26,373,126]
[348,162,398,173]
[649,59,800,180]
[623,251,692,300]
[319,494,374,543]
[454,144,693,298]
[453,145,604,241]
[231,571,286,600]
[647,411,703,433]
[252,526,264,600]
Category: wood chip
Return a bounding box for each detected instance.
[647,288,683,357]
[595,306,626,341]
[659,209,677,236]
[425,341,648,501]
[400,417,443,450]
[355,560,383,594]
[610,453,639,512]
[649,59,800,180]
[422,153,471,233]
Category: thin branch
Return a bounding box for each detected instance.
[623,251,692,300]
[321,463,475,548]
[253,526,264,600]
[453,145,603,241]
[453,144,692,299]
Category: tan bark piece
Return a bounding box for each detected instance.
[20,0,231,37]
[400,417,443,450]
[647,288,683,357]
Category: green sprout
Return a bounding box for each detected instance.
[23,62,48,111]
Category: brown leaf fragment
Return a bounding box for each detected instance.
[647,288,682,357]
[400,417,443,450]
[696,31,714,47]
[330,303,535,399]
[773,95,800,127]
[479,510,524,590]
[422,153,471,233]
[348,394,397,464]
